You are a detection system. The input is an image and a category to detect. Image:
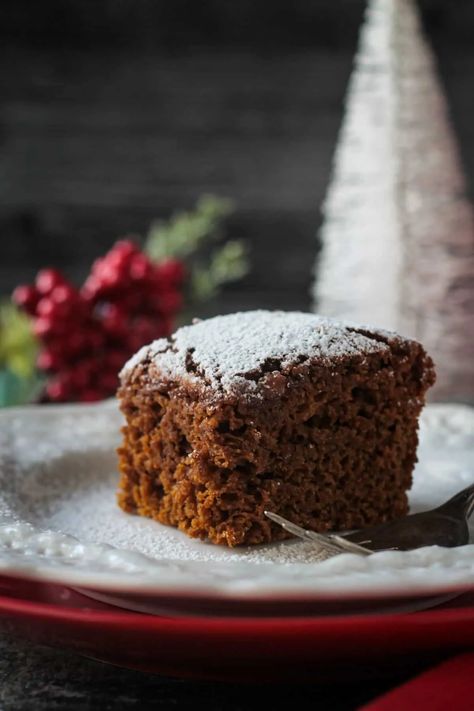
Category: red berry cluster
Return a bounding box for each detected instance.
[12,240,185,403]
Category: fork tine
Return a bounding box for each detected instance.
[264,511,344,554]
[264,511,370,556]
[326,533,373,556]
[264,511,309,538]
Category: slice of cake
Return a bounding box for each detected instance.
[117,310,435,546]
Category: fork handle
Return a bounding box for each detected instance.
[438,483,474,518]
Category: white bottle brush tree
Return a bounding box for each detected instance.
[314,0,474,402]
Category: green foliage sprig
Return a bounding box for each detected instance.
[145,193,249,306]
[0,302,38,378]
[0,302,42,406]
[145,195,234,261]
[191,241,249,302]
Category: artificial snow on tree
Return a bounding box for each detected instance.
[314,0,474,402]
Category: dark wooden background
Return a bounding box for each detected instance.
[1,0,473,317]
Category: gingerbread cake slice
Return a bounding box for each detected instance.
[117,310,435,546]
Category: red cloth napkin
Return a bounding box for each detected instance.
[360,652,474,710]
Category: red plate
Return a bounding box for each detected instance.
[1,575,474,683]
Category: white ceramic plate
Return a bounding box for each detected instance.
[0,400,473,613]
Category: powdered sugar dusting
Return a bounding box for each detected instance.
[121,310,394,394]
[119,344,149,376]
[119,338,169,378]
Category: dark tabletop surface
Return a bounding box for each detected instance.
[1,623,437,711]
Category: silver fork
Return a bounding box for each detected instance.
[265,482,474,557]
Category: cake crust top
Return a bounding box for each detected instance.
[120,310,411,398]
